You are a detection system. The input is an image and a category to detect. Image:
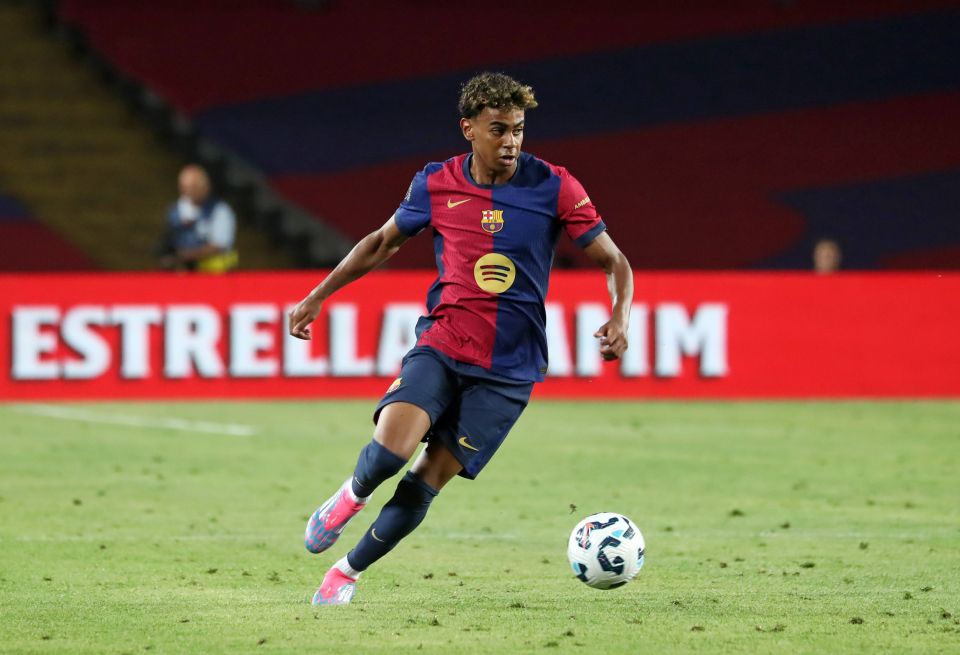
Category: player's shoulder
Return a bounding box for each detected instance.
[516,152,575,187]
[414,154,467,180]
[404,156,465,201]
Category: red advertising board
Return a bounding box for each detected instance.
[1,271,957,400]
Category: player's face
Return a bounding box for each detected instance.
[461,107,525,183]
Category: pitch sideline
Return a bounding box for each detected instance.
[10,403,257,437]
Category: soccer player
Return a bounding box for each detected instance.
[288,72,634,605]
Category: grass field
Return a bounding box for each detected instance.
[1,400,958,654]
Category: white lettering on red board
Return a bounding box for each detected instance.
[9,302,728,381]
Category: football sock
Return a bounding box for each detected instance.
[344,483,366,505]
[346,471,439,572]
[350,439,407,500]
[334,555,362,580]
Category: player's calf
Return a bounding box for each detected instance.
[352,438,407,498]
[345,470,439,571]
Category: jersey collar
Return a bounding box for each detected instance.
[462,153,522,189]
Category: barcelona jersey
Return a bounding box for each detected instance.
[394,152,606,383]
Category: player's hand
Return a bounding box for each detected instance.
[594,319,628,361]
[288,296,322,340]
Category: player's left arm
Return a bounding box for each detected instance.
[583,232,634,361]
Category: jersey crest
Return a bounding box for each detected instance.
[480,209,504,234]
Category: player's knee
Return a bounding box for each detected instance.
[411,442,463,491]
[372,472,439,544]
[373,402,431,459]
[353,439,407,497]
[390,471,439,511]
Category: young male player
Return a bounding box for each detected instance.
[288,72,634,605]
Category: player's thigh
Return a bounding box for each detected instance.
[372,350,458,459]
[373,402,432,460]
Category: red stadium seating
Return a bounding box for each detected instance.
[0,195,96,271]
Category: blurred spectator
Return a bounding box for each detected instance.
[812,238,841,274]
[158,165,238,272]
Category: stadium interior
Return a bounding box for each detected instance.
[1,0,957,271]
[2,2,959,652]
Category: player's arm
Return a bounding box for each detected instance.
[583,232,633,361]
[288,215,409,340]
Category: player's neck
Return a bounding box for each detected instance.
[469,154,518,186]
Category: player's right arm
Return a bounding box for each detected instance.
[288,215,408,340]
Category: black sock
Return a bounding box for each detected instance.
[346,471,438,571]
[351,439,406,499]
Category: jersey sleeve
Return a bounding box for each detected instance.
[556,168,606,248]
[393,169,432,236]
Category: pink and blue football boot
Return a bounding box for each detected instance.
[311,566,358,606]
[305,479,366,554]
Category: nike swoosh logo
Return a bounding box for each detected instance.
[458,436,479,452]
[371,528,385,543]
[447,198,471,208]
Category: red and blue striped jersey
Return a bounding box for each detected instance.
[394,152,606,382]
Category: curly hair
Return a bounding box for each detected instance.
[458,72,538,119]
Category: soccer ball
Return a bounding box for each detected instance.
[567,512,645,589]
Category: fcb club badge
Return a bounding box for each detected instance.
[480,210,504,234]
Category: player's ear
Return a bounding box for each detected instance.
[460,118,474,142]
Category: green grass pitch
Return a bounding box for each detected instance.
[1,400,958,653]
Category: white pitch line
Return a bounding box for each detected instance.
[10,404,257,437]
[5,534,275,543]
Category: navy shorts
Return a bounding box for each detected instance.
[373,347,534,480]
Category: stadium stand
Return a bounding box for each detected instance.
[0,4,296,271]
[58,0,960,269]
[0,193,94,271]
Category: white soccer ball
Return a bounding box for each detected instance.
[567,512,645,589]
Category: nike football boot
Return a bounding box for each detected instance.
[311,566,357,606]
[304,479,366,554]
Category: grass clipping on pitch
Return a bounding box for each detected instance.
[1,400,958,653]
